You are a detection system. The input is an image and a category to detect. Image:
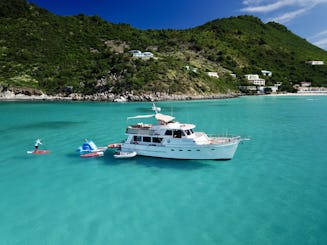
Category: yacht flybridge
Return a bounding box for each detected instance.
[118,104,241,160]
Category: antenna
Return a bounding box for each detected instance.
[152,103,161,114]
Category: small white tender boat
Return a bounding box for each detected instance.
[113,151,137,159]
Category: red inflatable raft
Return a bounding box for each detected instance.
[80,152,104,158]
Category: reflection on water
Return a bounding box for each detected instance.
[0,121,84,133]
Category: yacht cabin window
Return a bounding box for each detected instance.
[185,130,192,135]
[173,130,184,138]
[165,130,173,136]
[133,136,142,142]
[143,136,151,142]
[165,129,187,138]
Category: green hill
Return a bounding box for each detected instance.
[1,0,327,96]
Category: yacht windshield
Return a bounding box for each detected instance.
[165,130,173,136]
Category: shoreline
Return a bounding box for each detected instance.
[265,92,327,96]
[0,91,326,102]
[0,90,240,102]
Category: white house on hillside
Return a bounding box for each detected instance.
[207,72,219,78]
[261,70,272,76]
[244,74,265,86]
[301,81,311,87]
[129,50,154,59]
[129,50,142,57]
[306,60,324,65]
[142,52,154,58]
[185,66,198,73]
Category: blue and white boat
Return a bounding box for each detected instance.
[77,140,107,154]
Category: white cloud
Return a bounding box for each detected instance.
[268,6,311,23]
[313,38,327,49]
[309,30,327,49]
[311,30,327,39]
[241,0,327,13]
[242,0,297,13]
[241,0,327,23]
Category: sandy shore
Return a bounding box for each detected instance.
[265,92,327,96]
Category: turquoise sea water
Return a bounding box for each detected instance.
[0,96,326,245]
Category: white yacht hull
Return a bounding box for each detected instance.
[116,103,244,160]
[121,140,240,160]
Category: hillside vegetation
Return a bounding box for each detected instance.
[1,0,327,96]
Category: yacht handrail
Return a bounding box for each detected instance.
[126,128,157,135]
[194,132,207,137]
[207,134,240,139]
[127,114,154,120]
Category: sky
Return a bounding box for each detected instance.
[28,0,327,50]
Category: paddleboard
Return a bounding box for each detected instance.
[27,150,50,154]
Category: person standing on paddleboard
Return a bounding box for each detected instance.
[34,139,42,150]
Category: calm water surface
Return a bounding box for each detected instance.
[0,96,326,245]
